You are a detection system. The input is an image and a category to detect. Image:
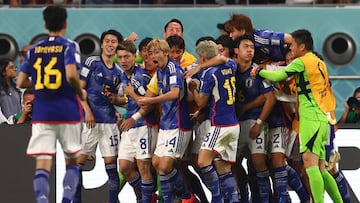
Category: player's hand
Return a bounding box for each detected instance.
[126,32,139,42]
[124,84,135,96]
[184,65,201,79]
[138,96,153,106]
[249,123,261,140]
[250,66,263,79]
[85,112,96,129]
[120,118,135,131]
[188,80,198,93]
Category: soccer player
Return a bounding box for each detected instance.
[251,29,343,203]
[189,40,240,203]
[137,39,195,203]
[114,40,158,203]
[234,35,276,202]
[77,29,125,203]
[16,5,85,203]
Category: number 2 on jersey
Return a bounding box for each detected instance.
[34,57,62,90]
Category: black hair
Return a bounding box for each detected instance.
[164,19,183,32]
[195,36,215,46]
[215,35,235,58]
[0,59,18,94]
[100,29,123,44]
[233,34,255,48]
[43,5,67,32]
[166,35,185,50]
[353,87,360,97]
[138,37,153,52]
[291,29,314,52]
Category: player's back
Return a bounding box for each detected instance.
[20,36,82,123]
[202,60,238,126]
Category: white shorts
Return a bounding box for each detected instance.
[237,119,268,157]
[192,120,211,154]
[154,129,192,159]
[268,127,288,154]
[200,124,240,162]
[118,125,158,162]
[27,123,82,156]
[81,123,120,157]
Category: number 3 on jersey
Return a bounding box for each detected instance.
[34,57,62,90]
[223,76,236,105]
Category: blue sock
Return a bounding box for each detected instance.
[142,179,155,203]
[172,168,191,199]
[333,171,351,203]
[160,170,176,203]
[105,163,120,203]
[219,172,240,203]
[256,170,270,203]
[73,164,83,203]
[247,170,260,203]
[199,165,222,202]
[62,165,80,203]
[274,166,288,203]
[128,172,142,201]
[34,169,50,203]
[286,165,309,201]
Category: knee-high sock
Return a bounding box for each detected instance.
[142,179,155,203]
[256,170,270,203]
[73,164,83,203]
[321,170,343,203]
[159,169,176,203]
[128,172,142,201]
[286,165,309,201]
[62,165,80,203]
[306,166,324,203]
[34,169,50,203]
[274,166,288,202]
[105,163,120,203]
[199,165,222,203]
[332,171,351,203]
[219,172,240,203]
[172,168,190,199]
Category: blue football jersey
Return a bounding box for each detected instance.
[254,29,286,62]
[121,65,157,128]
[19,36,82,123]
[199,59,238,126]
[267,101,292,128]
[153,59,192,130]
[236,64,274,121]
[80,56,122,123]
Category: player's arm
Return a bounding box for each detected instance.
[78,80,96,128]
[184,55,227,78]
[66,63,84,101]
[16,72,32,88]
[188,80,208,108]
[249,90,276,140]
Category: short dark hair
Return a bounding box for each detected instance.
[138,37,153,52]
[43,5,67,32]
[100,29,123,44]
[195,36,215,46]
[291,29,313,51]
[164,19,183,32]
[233,34,254,48]
[166,35,185,50]
[117,40,137,55]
